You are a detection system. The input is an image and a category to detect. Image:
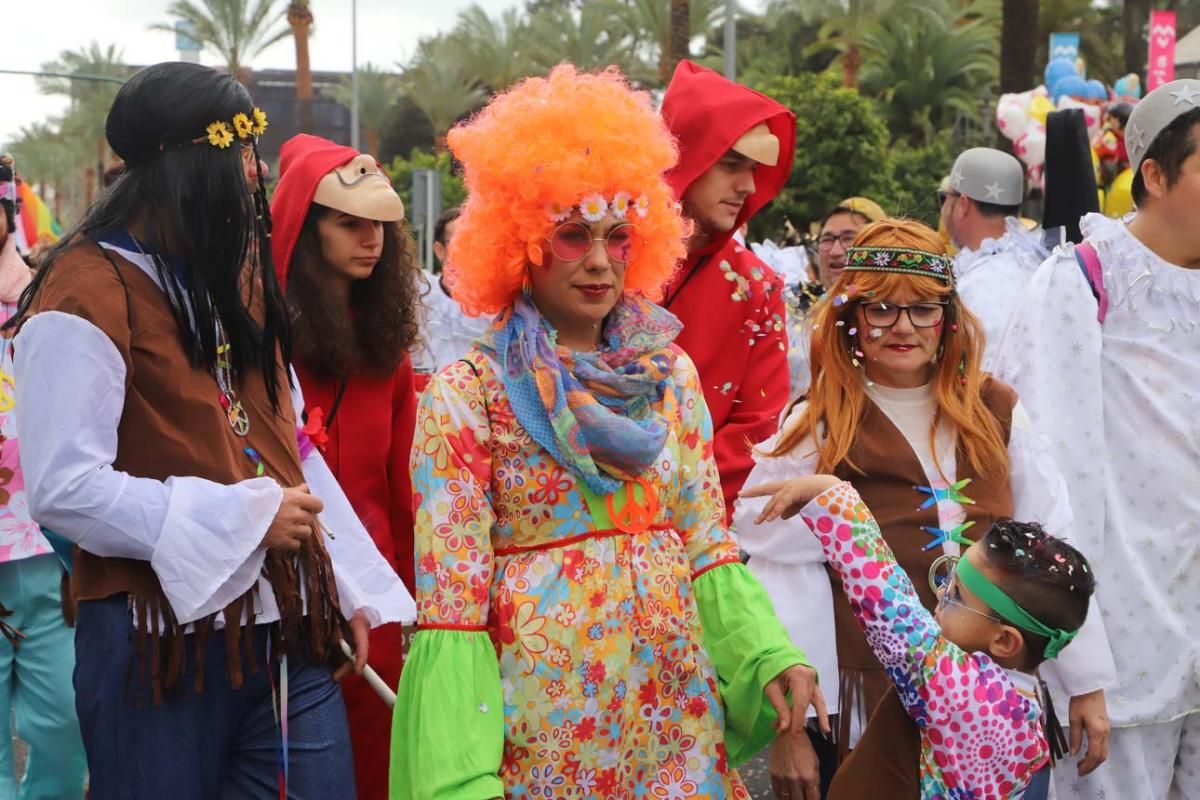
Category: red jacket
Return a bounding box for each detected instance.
[269,134,417,589]
[661,61,796,521]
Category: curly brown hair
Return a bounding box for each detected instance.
[287,204,425,381]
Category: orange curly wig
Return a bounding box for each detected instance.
[445,64,687,316]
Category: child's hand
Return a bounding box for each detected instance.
[741,476,843,524]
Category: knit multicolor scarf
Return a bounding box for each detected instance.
[488,293,682,495]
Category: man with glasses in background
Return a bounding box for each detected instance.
[940,148,1047,369]
[784,196,886,397]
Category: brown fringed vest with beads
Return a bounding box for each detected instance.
[828,378,1016,761]
[30,243,345,702]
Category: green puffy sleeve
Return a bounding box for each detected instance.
[694,561,814,767]
[390,629,504,800]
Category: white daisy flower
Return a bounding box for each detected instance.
[546,201,573,222]
[579,193,608,222]
[634,194,651,218]
[611,191,631,219]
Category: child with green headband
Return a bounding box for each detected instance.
[744,475,1095,799]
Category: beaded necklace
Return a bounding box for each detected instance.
[127,235,250,436]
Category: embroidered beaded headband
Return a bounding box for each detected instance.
[843,246,956,287]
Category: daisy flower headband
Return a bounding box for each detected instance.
[546,191,652,223]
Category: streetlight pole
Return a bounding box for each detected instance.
[723,0,736,81]
[351,0,360,149]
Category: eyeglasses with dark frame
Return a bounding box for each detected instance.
[817,231,858,252]
[859,301,949,329]
[546,221,639,264]
[937,189,961,207]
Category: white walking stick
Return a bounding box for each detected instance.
[340,639,397,708]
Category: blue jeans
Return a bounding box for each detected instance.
[0,554,87,800]
[1024,763,1051,800]
[75,596,356,800]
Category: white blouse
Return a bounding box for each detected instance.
[13,242,415,630]
[734,381,1115,740]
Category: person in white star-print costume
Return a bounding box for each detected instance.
[942,147,1049,372]
[995,79,1200,800]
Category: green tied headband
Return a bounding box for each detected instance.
[844,246,956,287]
[954,556,1080,660]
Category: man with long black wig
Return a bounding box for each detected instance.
[9,62,414,798]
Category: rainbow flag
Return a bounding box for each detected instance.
[13,180,61,253]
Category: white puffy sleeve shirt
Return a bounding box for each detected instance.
[14,243,414,629]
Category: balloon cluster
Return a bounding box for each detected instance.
[995,58,1142,215]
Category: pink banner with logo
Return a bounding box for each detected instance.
[1148,10,1177,91]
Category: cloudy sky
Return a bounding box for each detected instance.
[1,0,526,145]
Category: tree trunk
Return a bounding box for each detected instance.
[668,0,691,80]
[289,2,315,133]
[842,44,862,88]
[1123,0,1150,78]
[999,0,1038,94]
[366,128,380,159]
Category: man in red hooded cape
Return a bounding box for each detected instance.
[661,60,797,521]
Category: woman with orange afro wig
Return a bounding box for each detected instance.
[736,218,1113,794]
[391,65,824,800]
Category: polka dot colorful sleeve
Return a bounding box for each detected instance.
[798,482,1049,798]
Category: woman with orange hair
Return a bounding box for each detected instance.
[735,219,1114,797]
[389,65,824,800]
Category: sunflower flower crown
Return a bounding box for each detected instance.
[546,191,651,223]
[195,107,269,150]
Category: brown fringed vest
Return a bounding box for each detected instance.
[29,242,345,701]
[828,378,1016,760]
[828,688,920,799]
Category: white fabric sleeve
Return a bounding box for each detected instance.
[1007,399,1116,698]
[288,371,416,628]
[14,311,282,624]
[732,405,839,714]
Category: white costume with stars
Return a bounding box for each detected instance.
[954,218,1048,371]
[995,213,1200,799]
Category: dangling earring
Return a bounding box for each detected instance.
[522,267,533,297]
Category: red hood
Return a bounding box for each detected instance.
[270,134,364,290]
[662,60,795,264]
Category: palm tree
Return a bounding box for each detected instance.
[668,0,692,79]
[999,0,1038,94]
[1122,0,1150,78]
[525,3,646,79]
[801,0,896,88]
[452,4,533,92]
[153,0,290,78]
[857,0,999,144]
[400,39,487,152]
[37,43,128,206]
[288,0,315,131]
[327,64,399,157]
[7,124,71,209]
[615,0,725,83]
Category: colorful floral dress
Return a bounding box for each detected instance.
[800,482,1048,798]
[391,339,809,800]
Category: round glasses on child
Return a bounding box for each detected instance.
[548,222,638,264]
[936,569,1005,624]
[860,301,949,329]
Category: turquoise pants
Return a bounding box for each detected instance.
[0,554,86,799]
